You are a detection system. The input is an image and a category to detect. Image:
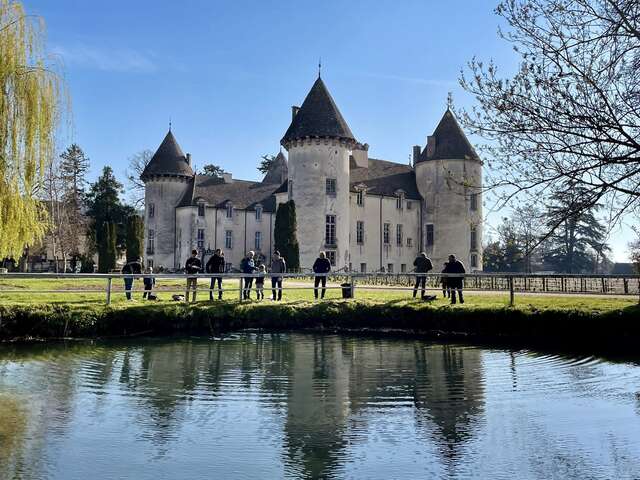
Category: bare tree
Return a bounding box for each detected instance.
[125,149,153,208]
[459,0,640,225]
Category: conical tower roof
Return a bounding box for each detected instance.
[281,77,355,145]
[262,151,288,184]
[421,110,479,162]
[141,130,194,180]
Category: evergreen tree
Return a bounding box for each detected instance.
[543,186,610,273]
[59,144,89,208]
[482,240,504,272]
[274,200,300,271]
[125,215,144,262]
[202,164,225,177]
[97,222,116,273]
[86,166,135,268]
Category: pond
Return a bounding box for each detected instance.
[0,334,639,479]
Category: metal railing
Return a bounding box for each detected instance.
[0,272,638,306]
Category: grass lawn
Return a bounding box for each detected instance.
[0,277,636,313]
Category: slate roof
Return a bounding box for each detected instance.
[281,77,356,145]
[261,151,288,184]
[141,130,194,179]
[350,158,420,199]
[178,175,278,212]
[419,109,480,162]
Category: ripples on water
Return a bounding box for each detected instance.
[0,335,639,480]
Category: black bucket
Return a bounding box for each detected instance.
[341,283,353,299]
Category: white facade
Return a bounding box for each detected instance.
[142,79,483,273]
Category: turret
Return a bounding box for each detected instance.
[414,110,483,270]
[281,76,356,270]
[141,130,194,270]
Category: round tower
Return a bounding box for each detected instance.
[141,130,194,270]
[414,110,483,270]
[281,76,356,270]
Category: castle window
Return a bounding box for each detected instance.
[288,180,293,200]
[406,201,412,210]
[326,178,336,196]
[147,259,154,268]
[255,231,262,251]
[396,193,404,210]
[396,224,403,246]
[255,205,262,221]
[147,229,155,254]
[387,263,394,273]
[401,264,407,273]
[225,230,233,249]
[356,221,364,244]
[198,203,205,217]
[197,228,205,249]
[470,226,478,251]
[426,224,434,247]
[383,223,390,244]
[407,237,413,248]
[326,251,336,266]
[360,263,367,273]
[148,203,155,219]
[471,253,478,268]
[470,193,479,211]
[226,203,233,218]
[325,215,336,246]
[356,190,364,206]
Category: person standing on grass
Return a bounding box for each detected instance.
[412,252,433,298]
[270,250,286,301]
[444,254,466,304]
[122,256,142,300]
[143,266,155,299]
[441,263,450,298]
[312,251,331,300]
[255,264,266,300]
[185,249,202,302]
[240,251,258,300]
[206,248,225,300]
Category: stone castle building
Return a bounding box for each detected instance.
[141,76,483,272]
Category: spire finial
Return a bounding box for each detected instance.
[169,116,172,132]
[318,57,321,78]
[446,92,454,110]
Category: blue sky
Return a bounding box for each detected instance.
[26,0,634,261]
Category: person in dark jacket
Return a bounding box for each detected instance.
[122,256,143,300]
[185,249,202,302]
[270,251,287,301]
[143,266,155,299]
[444,254,466,304]
[240,251,257,300]
[412,252,433,298]
[206,248,225,300]
[440,263,450,298]
[312,251,332,299]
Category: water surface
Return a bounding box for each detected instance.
[1,334,639,479]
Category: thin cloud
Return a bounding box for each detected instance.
[51,44,158,73]
[359,71,456,88]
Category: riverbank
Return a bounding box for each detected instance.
[1,295,638,351]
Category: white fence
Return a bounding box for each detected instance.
[0,272,638,306]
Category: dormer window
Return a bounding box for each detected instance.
[255,205,263,221]
[226,203,233,218]
[356,190,364,206]
[197,203,205,217]
[395,191,405,210]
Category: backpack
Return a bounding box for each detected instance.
[240,257,249,272]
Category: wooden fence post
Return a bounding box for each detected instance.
[106,277,112,306]
[239,277,244,301]
[509,276,515,307]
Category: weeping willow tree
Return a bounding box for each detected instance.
[0,0,63,258]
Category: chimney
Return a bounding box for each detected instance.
[412,145,421,164]
[222,172,233,184]
[426,136,436,158]
[291,106,300,121]
[186,153,191,165]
